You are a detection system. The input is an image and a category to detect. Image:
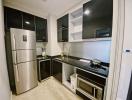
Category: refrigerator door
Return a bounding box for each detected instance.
[14,61,38,94]
[16,50,36,63]
[10,28,36,50]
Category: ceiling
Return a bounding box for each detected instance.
[4,0,83,17]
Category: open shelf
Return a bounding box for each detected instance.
[71,31,82,35]
[62,63,76,93]
[70,8,83,19]
[71,16,82,26]
[69,7,83,42]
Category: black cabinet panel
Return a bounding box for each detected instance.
[62,14,69,29]
[5,7,22,29]
[23,12,35,31]
[35,16,47,42]
[57,29,68,42]
[4,7,48,42]
[57,14,68,42]
[52,60,62,83]
[37,60,51,81]
[83,0,113,39]
[76,68,106,86]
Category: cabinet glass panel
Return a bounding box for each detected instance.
[5,7,22,29]
[23,12,35,31]
[35,17,47,42]
[83,0,113,39]
[57,14,68,42]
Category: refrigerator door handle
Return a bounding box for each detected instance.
[13,34,16,50]
[13,34,18,63]
[14,65,19,82]
[12,51,17,64]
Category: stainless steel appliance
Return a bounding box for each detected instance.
[77,76,103,100]
[76,68,106,100]
[10,28,38,94]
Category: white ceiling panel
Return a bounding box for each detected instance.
[4,0,83,17]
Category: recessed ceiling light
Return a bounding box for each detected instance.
[25,21,30,25]
[84,9,90,15]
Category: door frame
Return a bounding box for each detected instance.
[106,0,125,100]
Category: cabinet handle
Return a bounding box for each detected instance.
[13,34,16,50]
[13,34,18,64]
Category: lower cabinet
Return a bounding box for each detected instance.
[37,59,51,82]
[52,60,62,83]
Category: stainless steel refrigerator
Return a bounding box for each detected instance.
[7,28,38,94]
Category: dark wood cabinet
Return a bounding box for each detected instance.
[52,60,62,83]
[35,16,47,42]
[57,14,68,42]
[23,12,35,31]
[5,7,22,29]
[83,0,113,39]
[37,59,51,82]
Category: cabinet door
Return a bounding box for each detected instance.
[52,60,62,83]
[58,29,68,42]
[62,15,68,28]
[62,14,68,42]
[57,18,63,42]
[23,12,35,31]
[57,14,68,42]
[38,60,51,81]
[5,7,22,29]
[35,17,47,42]
[83,0,113,39]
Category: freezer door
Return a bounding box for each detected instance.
[14,61,38,94]
[10,28,36,50]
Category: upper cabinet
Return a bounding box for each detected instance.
[5,7,22,29]
[83,0,113,39]
[35,16,48,42]
[23,12,35,31]
[4,7,48,42]
[68,0,113,42]
[57,14,69,42]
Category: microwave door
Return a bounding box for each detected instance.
[10,28,36,50]
[77,77,103,100]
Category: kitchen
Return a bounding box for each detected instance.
[0,0,132,100]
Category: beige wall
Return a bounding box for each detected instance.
[0,0,11,100]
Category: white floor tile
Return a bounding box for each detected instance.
[12,77,82,100]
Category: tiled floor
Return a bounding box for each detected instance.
[12,77,82,100]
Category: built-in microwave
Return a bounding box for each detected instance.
[77,76,103,100]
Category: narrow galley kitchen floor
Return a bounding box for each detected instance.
[12,77,82,100]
